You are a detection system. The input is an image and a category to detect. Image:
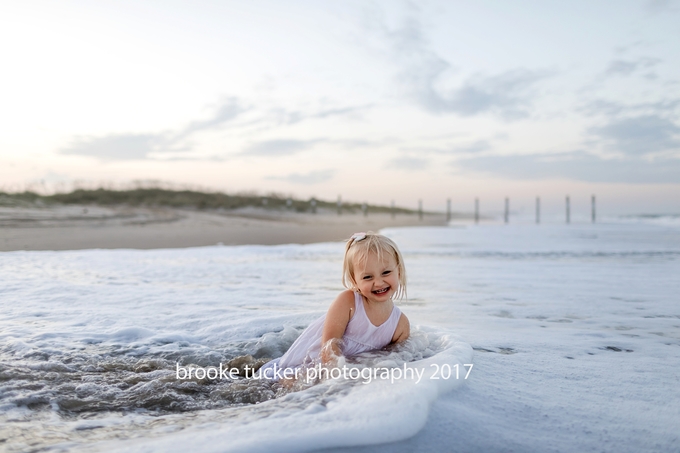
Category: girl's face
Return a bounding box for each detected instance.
[353,251,400,304]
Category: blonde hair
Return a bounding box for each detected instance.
[342,231,407,300]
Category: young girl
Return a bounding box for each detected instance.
[258,232,410,379]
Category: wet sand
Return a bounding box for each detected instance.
[0,205,451,251]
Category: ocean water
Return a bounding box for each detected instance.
[1,219,679,452]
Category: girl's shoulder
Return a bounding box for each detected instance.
[327,290,357,314]
[333,289,357,307]
[324,290,358,327]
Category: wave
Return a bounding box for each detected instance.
[0,327,472,452]
[104,327,472,453]
[615,214,680,226]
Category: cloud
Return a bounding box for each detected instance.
[605,60,638,76]
[580,99,680,117]
[431,70,552,119]
[588,115,680,156]
[450,140,492,154]
[267,169,336,184]
[386,13,455,111]
[268,104,372,126]
[60,98,247,161]
[387,156,430,170]
[313,105,369,119]
[646,0,676,13]
[176,97,245,138]
[58,94,369,161]
[60,134,165,160]
[604,57,661,77]
[456,151,680,184]
[59,133,217,161]
[400,139,495,156]
[370,5,550,119]
[333,138,386,148]
[242,139,321,157]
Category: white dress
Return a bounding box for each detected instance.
[258,291,402,378]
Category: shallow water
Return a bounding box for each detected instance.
[1,220,679,452]
[1,326,465,453]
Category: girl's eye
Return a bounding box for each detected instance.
[363,275,372,280]
[382,270,391,275]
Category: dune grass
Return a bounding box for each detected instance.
[0,188,418,214]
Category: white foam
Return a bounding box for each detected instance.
[102,330,472,453]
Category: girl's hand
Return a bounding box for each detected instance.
[320,338,343,366]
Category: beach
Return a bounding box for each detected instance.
[1,218,679,452]
[0,204,449,251]
[1,0,676,449]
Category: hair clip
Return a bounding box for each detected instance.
[350,232,367,243]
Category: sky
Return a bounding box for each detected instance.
[1,0,679,216]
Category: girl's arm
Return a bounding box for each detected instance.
[320,290,355,364]
[391,313,410,343]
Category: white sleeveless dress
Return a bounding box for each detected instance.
[259,292,402,377]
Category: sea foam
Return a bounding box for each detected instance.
[102,328,472,453]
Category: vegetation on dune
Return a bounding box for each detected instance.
[0,188,418,214]
[0,191,44,206]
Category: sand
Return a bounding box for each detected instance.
[0,205,451,251]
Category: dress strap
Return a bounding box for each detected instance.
[389,304,402,325]
[353,291,364,314]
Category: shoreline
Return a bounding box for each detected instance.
[0,205,454,251]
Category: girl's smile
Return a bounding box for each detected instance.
[354,252,400,304]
